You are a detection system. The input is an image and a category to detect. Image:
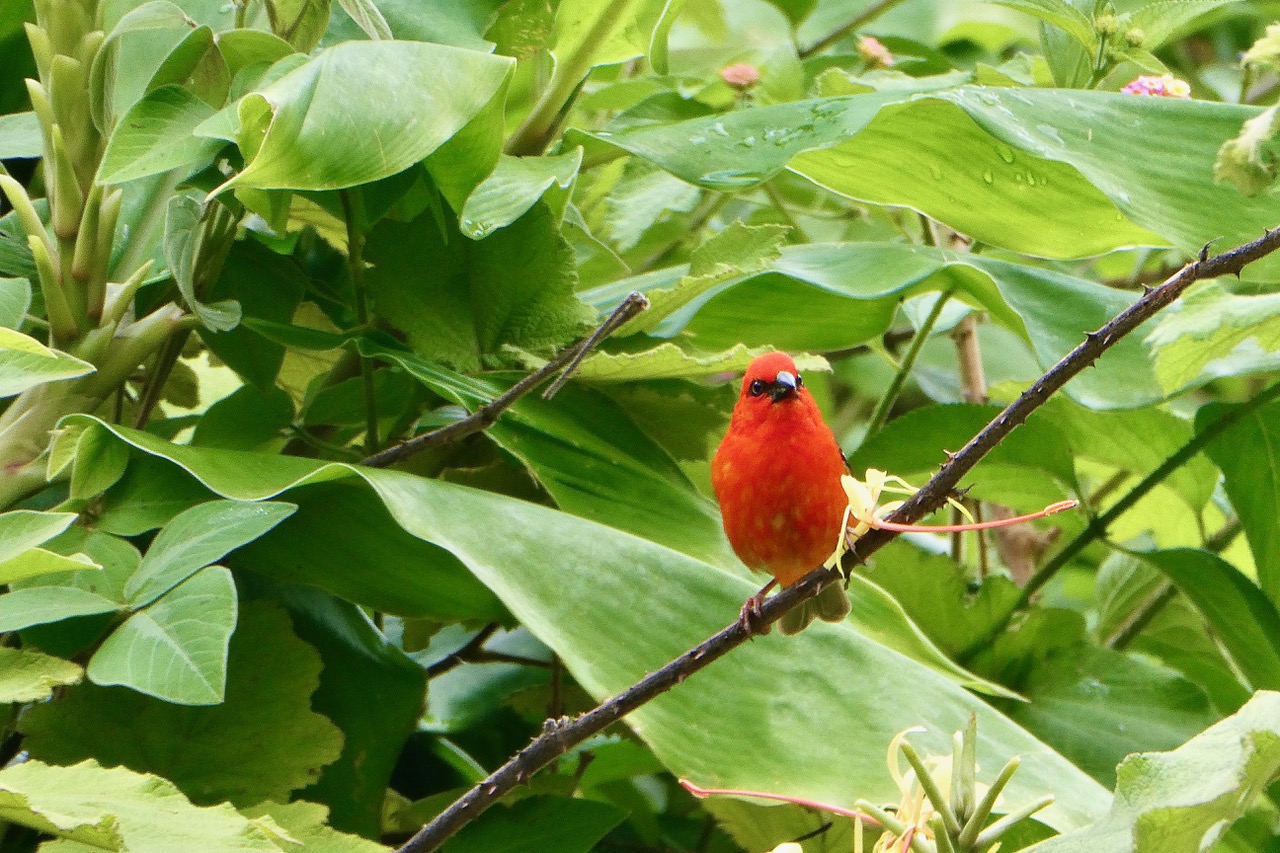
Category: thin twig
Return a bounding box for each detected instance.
[394,227,1280,853]
[424,623,500,679]
[798,0,912,58]
[361,293,648,468]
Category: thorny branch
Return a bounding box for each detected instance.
[361,292,648,468]
[395,226,1280,853]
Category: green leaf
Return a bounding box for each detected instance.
[97,85,223,185]
[1139,549,1280,693]
[69,416,131,499]
[335,0,393,40]
[0,328,95,397]
[163,194,243,332]
[240,800,390,853]
[1034,690,1280,852]
[1148,283,1280,392]
[0,548,99,585]
[460,148,583,239]
[987,0,1096,49]
[444,795,626,853]
[191,385,294,452]
[23,600,344,806]
[848,403,1077,509]
[569,342,789,382]
[618,221,790,336]
[589,242,1162,407]
[124,498,296,607]
[0,648,83,703]
[89,566,238,704]
[0,276,31,328]
[1007,644,1216,788]
[0,759,285,851]
[364,203,593,371]
[0,509,78,563]
[261,581,427,836]
[1200,396,1280,605]
[0,587,120,632]
[49,416,1112,830]
[219,41,512,192]
[1125,0,1243,50]
[0,111,41,158]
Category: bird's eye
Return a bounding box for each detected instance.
[748,379,767,397]
[795,372,803,387]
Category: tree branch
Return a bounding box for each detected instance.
[361,292,648,468]
[394,226,1280,853]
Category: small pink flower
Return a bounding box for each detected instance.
[1121,74,1190,98]
[858,36,895,68]
[720,62,761,89]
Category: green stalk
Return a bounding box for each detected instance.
[28,236,79,343]
[798,0,912,58]
[341,190,379,454]
[865,289,953,437]
[506,0,645,156]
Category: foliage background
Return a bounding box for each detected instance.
[2,0,1280,850]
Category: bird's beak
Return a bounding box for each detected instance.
[769,371,797,402]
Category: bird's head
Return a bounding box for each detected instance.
[740,352,805,405]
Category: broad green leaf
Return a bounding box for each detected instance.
[1140,549,1280,693]
[219,41,513,192]
[460,147,583,239]
[601,159,701,252]
[0,548,99,585]
[549,0,667,74]
[1125,0,1244,50]
[364,203,593,371]
[262,582,427,836]
[444,795,626,853]
[89,566,238,704]
[0,648,82,703]
[1200,397,1280,604]
[1008,644,1216,788]
[0,587,119,632]
[1039,397,1217,512]
[1035,690,1280,852]
[848,573,1022,700]
[0,111,41,158]
[863,541,1023,658]
[618,221,790,336]
[847,403,1078,509]
[49,416,1112,830]
[0,510,78,563]
[240,800,389,853]
[97,85,224,185]
[570,342,792,382]
[0,329,95,397]
[335,0,393,40]
[420,627,550,733]
[0,759,285,851]
[88,0,194,130]
[587,241,1162,408]
[163,194,243,332]
[367,342,739,568]
[191,384,294,452]
[69,417,131,499]
[988,0,1096,48]
[1147,284,1280,393]
[24,601,344,805]
[124,498,296,606]
[0,276,31,328]
[34,527,141,604]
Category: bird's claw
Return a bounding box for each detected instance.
[739,593,771,636]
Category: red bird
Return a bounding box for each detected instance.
[711,352,852,634]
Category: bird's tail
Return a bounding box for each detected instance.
[778,580,851,635]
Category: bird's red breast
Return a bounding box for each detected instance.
[711,353,849,587]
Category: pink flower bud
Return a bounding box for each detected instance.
[720,63,761,89]
[857,36,895,68]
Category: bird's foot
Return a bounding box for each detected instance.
[738,580,777,635]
